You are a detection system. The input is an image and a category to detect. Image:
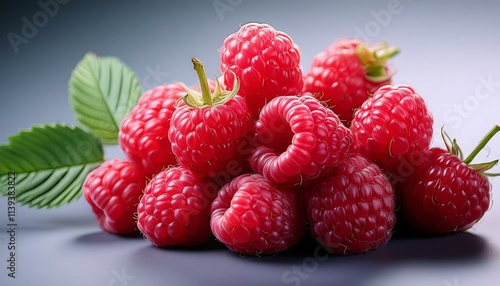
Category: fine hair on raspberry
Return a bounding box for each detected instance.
[119,84,184,177]
[350,84,433,180]
[306,153,396,255]
[83,159,146,235]
[136,166,219,247]
[220,22,303,118]
[250,94,352,185]
[210,173,305,255]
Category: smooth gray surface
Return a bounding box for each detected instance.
[1,0,500,285]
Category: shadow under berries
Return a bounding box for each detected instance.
[74,230,143,244]
[239,228,493,266]
[373,231,493,263]
[147,236,228,253]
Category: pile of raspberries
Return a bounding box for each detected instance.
[83,23,496,256]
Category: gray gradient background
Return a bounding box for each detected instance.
[1,0,500,285]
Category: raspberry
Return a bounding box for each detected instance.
[220,22,303,119]
[306,153,396,254]
[249,94,352,185]
[83,159,146,235]
[136,166,219,247]
[210,173,305,255]
[350,84,433,180]
[119,84,184,177]
[168,58,253,178]
[303,38,399,126]
[400,126,499,234]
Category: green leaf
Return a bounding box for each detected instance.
[0,124,104,208]
[69,52,142,145]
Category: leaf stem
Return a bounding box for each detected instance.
[464,125,500,164]
[192,57,212,106]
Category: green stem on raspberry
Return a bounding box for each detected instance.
[441,126,465,160]
[181,58,240,108]
[356,42,400,82]
[482,171,500,177]
[464,125,500,165]
[192,57,213,106]
[469,160,499,173]
[375,45,400,62]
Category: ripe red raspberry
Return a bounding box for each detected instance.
[83,159,146,235]
[249,94,352,185]
[119,84,184,177]
[210,173,305,255]
[350,84,433,180]
[136,166,219,247]
[306,153,396,255]
[220,22,303,119]
[303,38,399,126]
[169,58,253,178]
[400,126,499,234]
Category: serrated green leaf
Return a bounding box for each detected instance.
[0,124,104,208]
[68,52,142,145]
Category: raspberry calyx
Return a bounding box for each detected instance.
[181,57,239,108]
[443,125,500,175]
[356,42,400,82]
[399,125,499,234]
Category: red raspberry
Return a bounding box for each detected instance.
[303,38,399,126]
[400,126,499,234]
[136,166,219,247]
[169,58,253,178]
[119,84,184,177]
[210,173,305,255]
[306,153,396,255]
[220,22,303,119]
[83,159,146,235]
[350,84,433,181]
[249,94,352,185]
